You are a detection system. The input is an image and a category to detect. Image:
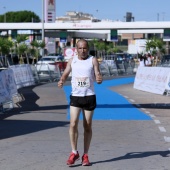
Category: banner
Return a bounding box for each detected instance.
[9,64,35,89]
[134,67,170,95]
[0,69,17,103]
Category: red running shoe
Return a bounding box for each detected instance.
[66,152,80,166]
[82,154,91,166]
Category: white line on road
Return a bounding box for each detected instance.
[123,96,129,98]
[164,136,170,142]
[159,126,166,132]
[149,114,155,118]
[129,99,135,102]
[141,108,146,111]
[145,111,150,114]
[154,120,161,124]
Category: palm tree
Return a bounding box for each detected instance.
[18,43,28,64]
[15,34,29,64]
[39,40,46,57]
[146,37,166,66]
[30,40,46,63]
[0,37,14,66]
[146,37,165,58]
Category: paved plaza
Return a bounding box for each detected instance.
[0,76,170,170]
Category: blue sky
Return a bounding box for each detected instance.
[0,0,170,21]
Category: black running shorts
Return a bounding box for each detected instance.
[70,95,96,111]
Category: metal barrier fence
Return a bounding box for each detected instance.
[0,93,23,114]
[32,63,61,83]
[99,60,137,77]
[159,61,170,67]
[2,59,170,114]
[0,63,61,114]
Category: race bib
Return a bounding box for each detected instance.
[75,77,90,88]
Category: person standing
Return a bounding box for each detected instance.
[145,53,152,66]
[58,39,102,166]
[138,55,145,67]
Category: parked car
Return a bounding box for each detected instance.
[35,56,64,74]
[47,53,62,56]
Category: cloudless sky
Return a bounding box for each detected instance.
[0,0,170,21]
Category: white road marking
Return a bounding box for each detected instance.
[145,111,150,114]
[154,120,161,124]
[164,136,170,142]
[124,96,128,98]
[149,114,155,118]
[141,108,146,111]
[130,99,135,102]
[159,126,166,132]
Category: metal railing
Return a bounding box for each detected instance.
[99,60,136,77]
[33,63,61,83]
[0,93,23,114]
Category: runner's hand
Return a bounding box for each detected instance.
[96,72,102,84]
[58,79,64,88]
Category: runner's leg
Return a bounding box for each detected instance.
[82,109,94,154]
[69,106,81,151]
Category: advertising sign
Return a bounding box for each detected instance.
[45,0,56,23]
[134,67,170,95]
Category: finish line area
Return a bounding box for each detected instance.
[63,77,152,120]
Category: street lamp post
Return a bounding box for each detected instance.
[42,0,45,56]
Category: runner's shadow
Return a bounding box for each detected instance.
[92,150,170,165]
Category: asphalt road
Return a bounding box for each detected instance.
[0,77,170,170]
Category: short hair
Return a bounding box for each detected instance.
[76,39,89,48]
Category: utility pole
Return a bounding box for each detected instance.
[157,13,159,21]
[42,0,45,56]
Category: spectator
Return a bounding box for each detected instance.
[145,53,152,66]
[138,55,145,67]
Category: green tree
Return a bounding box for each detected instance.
[88,39,122,57]
[0,10,40,23]
[30,40,46,63]
[146,37,166,65]
[18,44,28,64]
[15,34,29,64]
[146,37,165,57]
[0,37,14,66]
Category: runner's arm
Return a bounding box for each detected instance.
[58,58,73,88]
[92,57,102,84]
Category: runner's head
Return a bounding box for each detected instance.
[76,39,89,60]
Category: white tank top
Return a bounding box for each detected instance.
[71,55,95,96]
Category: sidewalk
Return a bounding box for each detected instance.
[0,77,170,170]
